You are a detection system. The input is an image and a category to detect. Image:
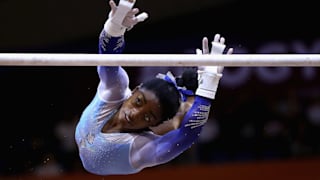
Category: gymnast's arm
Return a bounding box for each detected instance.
[97,0,148,101]
[97,29,130,102]
[149,96,194,135]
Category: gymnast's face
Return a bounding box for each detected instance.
[118,87,162,131]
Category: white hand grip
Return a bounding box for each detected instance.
[111,0,136,25]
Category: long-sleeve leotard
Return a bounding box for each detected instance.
[75,29,213,175]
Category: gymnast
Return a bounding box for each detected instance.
[75,0,233,175]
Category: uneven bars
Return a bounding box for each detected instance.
[0,53,319,66]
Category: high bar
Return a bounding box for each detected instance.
[0,53,319,66]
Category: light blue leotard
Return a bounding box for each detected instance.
[75,30,212,175]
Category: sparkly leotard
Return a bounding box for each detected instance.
[75,30,212,175]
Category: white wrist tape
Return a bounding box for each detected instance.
[111,0,136,26]
[196,72,222,99]
[104,19,126,37]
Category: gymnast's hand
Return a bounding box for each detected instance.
[104,0,149,37]
[196,34,233,74]
[195,34,233,99]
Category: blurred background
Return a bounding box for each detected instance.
[1,0,320,179]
